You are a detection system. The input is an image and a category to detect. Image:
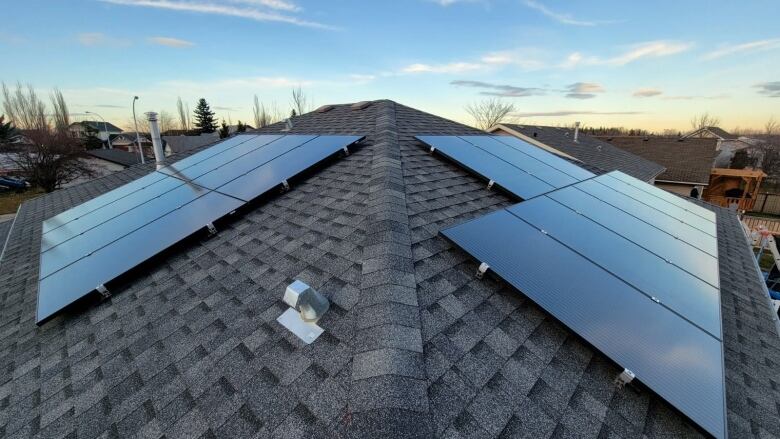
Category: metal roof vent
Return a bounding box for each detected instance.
[533,132,538,138]
[351,101,371,111]
[277,280,329,344]
[316,105,335,113]
[573,121,580,143]
[282,117,294,132]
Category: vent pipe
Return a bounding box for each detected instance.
[573,121,580,143]
[145,112,165,168]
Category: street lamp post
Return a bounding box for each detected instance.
[132,96,146,164]
[85,111,113,149]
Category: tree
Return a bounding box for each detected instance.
[158,110,173,133]
[176,96,191,131]
[690,113,721,134]
[193,98,217,133]
[0,115,17,145]
[236,120,247,133]
[290,87,311,116]
[82,124,103,150]
[1,82,93,192]
[218,119,229,139]
[465,98,515,131]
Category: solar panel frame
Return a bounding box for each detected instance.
[156,134,265,176]
[609,170,716,222]
[441,208,727,438]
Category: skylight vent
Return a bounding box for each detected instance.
[351,101,371,111]
[317,105,335,113]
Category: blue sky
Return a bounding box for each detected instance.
[1,0,778,131]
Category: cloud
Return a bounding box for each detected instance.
[226,0,300,12]
[402,62,483,74]
[522,0,615,26]
[563,41,693,67]
[702,38,780,61]
[633,88,663,98]
[755,81,780,98]
[480,50,547,70]
[149,36,194,47]
[564,82,604,99]
[514,110,643,117]
[662,94,729,100]
[451,80,545,97]
[213,106,240,111]
[77,32,131,47]
[97,0,334,29]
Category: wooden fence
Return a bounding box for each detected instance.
[752,193,780,215]
[743,215,780,235]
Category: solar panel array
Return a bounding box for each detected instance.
[442,170,726,438]
[415,135,595,199]
[38,134,363,324]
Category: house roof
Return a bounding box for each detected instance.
[86,148,144,167]
[70,121,124,133]
[0,218,13,257]
[163,133,220,154]
[1,100,779,438]
[684,126,738,141]
[109,133,151,143]
[493,124,666,182]
[597,136,718,185]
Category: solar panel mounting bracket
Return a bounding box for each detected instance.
[429,146,436,153]
[476,262,490,279]
[342,146,350,156]
[96,284,111,299]
[487,180,495,190]
[206,222,217,235]
[281,180,290,192]
[614,368,636,388]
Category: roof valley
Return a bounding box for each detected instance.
[348,101,432,437]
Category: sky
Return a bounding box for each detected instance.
[1,0,778,132]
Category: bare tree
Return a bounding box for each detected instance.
[765,116,779,138]
[690,112,721,134]
[465,98,515,131]
[176,97,191,131]
[290,86,311,116]
[159,110,173,133]
[1,82,92,192]
[253,95,282,128]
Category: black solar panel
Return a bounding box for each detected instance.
[37,134,363,324]
[441,171,726,438]
[415,135,595,199]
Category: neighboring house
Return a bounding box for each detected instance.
[0,101,778,439]
[69,120,124,142]
[0,153,22,176]
[597,136,718,197]
[488,124,666,182]
[108,132,152,153]
[683,126,758,168]
[162,132,220,156]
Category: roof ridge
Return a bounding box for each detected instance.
[347,100,433,437]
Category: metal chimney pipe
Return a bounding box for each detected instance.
[145,112,165,168]
[574,121,580,143]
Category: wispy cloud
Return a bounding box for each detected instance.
[523,0,616,26]
[662,94,729,100]
[148,36,194,47]
[514,110,643,117]
[227,0,300,12]
[451,80,545,97]
[97,0,334,29]
[702,38,780,60]
[755,81,780,98]
[77,32,131,47]
[402,62,483,74]
[563,41,693,67]
[213,106,240,111]
[565,82,604,99]
[633,88,663,98]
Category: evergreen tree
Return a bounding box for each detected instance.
[237,120,247,133]
[290,109,297,117]
[82,124,104,150]
[0,115,18,145]
[193,98,217,133]
[218,119,229,139]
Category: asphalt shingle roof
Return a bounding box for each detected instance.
[0,100,779,438]
[498,124,666,182]
[597,136,718,185]
[86,148,143,167]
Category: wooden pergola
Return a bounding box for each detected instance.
[703,168,766,211]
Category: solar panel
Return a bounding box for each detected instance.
[415,135,595,199]
[441,171,726,438]
[36,134,364,324]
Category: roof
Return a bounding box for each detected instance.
[493,124,666,182]
[70,121,124,133]
[0,218,13,257]
[684,127,738,141]
[86,148,143,167]
[109,133,151,144]
[163,133,220,154]
[597,136,718,185]
[0,100,779,438]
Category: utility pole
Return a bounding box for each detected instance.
[132,96,146,164]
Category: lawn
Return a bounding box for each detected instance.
[0,188,44,214]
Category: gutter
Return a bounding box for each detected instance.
[740,216,780,338]
[0,204,21,268]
